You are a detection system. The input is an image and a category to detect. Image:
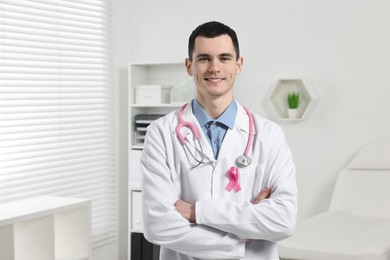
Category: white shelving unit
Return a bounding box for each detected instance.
[268,78,319,121]
[0,196,91,260]
[128,62,192,259]
[128,62,191,149]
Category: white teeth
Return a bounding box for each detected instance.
[206,78,222,82]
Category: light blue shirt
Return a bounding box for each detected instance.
[192,99,237,159]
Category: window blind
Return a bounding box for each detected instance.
[0,0,117,247]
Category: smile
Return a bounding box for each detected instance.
[205,77,225,82]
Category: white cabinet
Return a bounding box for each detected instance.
[0,196,91,260]
[130,190,143,233]
[128,62,192,149]
[128,62,192,259]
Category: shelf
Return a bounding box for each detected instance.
[56,257,88,260]
[128,62,194,259]
[268,78,319,121]
[0,196,91,260]
[131,103,184,108]
[130,191,143,232]
[128,62,191,148]
[129,62,190,105]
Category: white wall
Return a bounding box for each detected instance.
[93,0,131,259]
[112,0,131,259]
[111,0,390,259]
[126,0,390,222]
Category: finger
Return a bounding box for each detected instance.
[174,199,182,208]
[252,190,266,204]
[252,192,266,204]
[251,187,272,204]
[263,186,272,199]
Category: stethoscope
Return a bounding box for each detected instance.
[175,102,255,169]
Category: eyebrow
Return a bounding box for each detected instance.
[196,54,210,59]
[196,53,234,59]
[219,53,234,58]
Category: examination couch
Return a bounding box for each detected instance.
[278,138,390,260]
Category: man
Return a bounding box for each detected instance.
[141,21,297,260]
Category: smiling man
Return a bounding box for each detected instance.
[141,21,298,260]
[185,22,242,121]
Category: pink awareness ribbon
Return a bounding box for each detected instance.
[225,166,241,192]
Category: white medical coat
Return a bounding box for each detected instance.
[141,101,297,260]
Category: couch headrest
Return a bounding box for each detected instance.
[348,138,390,170]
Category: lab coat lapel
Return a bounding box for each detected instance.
[181,104,214,162]
[218,104,256,160]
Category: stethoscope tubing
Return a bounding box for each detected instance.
[176,103,199,145]
[242,106,255,157]
[175,102,255,167]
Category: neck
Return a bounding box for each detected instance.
[196,95,233,119]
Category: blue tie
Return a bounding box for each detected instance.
[206,121,225,159]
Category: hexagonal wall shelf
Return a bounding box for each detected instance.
[268,78,319,121]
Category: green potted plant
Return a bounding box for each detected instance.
[287,92,300,119]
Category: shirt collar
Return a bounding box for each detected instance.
[192,99,237,129]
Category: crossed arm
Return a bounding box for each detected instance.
[174,186,273,223]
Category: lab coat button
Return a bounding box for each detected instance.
[212,160,217,168]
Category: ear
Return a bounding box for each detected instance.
[236,57,243,75]
[185,58,193,76]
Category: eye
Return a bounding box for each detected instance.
[220,56,233,62]
[197,57,209,62]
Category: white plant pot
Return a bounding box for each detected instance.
[287,108,299,119]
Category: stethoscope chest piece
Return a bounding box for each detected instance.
[236,155,252,168]
[176,103,255,169]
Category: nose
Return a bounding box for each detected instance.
[208,59,220,73]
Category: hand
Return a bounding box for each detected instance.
[251,186,272,204]
[174,199,196,223]
[246,186,273,242]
